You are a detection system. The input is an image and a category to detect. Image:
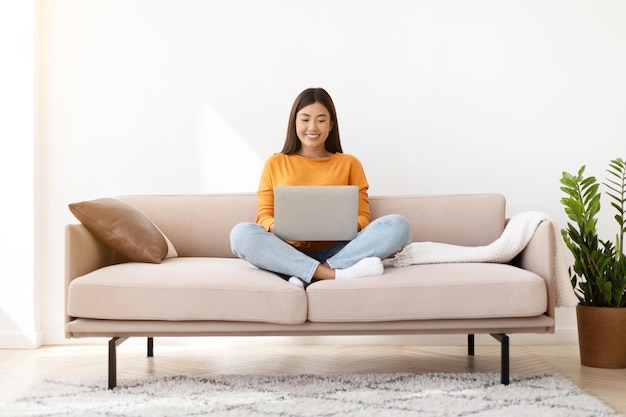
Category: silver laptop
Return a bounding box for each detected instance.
[273,186,359,241]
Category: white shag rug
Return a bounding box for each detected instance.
[1,373,621,417]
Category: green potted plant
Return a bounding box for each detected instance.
[560,157,626,368]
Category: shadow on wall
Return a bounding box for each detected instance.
[0,307,39,348]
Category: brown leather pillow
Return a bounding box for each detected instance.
[69,198,168,263]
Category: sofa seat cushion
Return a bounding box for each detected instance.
[67,258,307,325]
[306,263,548,322]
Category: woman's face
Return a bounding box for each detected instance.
[295,102,334,151]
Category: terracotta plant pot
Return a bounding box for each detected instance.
[576,305,626,368]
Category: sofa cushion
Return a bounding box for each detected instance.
[69,198,177,263]
[67,258,307,325]
[306,263,547,322]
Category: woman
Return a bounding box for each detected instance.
[230,88,411,287]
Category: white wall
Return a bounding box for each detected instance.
[0,1,40,348]
[3,0,625,347]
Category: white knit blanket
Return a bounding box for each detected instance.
[392,211,578,308]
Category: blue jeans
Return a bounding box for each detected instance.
[230,214,411,283]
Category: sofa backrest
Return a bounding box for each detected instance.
[370,194,506,247]
[117,193,506,258]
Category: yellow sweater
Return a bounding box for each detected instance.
[256,153,371,250]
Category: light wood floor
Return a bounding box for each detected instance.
[1,341,625,415]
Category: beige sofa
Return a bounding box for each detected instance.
[65,193,556,389]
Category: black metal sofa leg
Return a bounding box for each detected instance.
[108,337,155,389]
[147,337,154,357]
[468,334,475,356]
[108,337,154,389]
[468,333,510,385]
[108,337,127,389]
[490,333,510,385]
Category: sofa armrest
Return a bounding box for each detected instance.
[516,220,556,324]
[65,224,118,333]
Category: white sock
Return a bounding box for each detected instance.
[288,277,305,288]
[335,257,384,281]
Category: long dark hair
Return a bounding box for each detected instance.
[280,88,343,154]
